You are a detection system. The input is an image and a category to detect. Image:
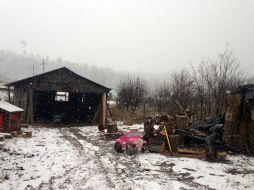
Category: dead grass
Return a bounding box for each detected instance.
[110,106,159,125]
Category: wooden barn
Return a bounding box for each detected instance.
[0,101,23,132]
[5,67,111,126]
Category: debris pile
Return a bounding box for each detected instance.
[141,85,254,158]
[107,84,254,159]
[143,114,233,159]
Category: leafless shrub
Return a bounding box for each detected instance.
[154,81,172,113]
[116,47,252,119]
[153,47,249,118]
[117,76,148,112]
[193,47,246,117]
[169,69,195,113]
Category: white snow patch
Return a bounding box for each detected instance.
[1,125,254,190]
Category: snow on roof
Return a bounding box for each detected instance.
[0,101,23,113]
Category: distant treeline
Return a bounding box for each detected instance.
[117,48,254,118]
[0,50,119,88]
[0,50,167,89]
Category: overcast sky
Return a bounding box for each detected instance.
[0,0,253,74]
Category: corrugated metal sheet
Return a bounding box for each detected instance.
[0,101,23,113]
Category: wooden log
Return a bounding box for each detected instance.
[26,131,32,138]
[177,148,206,154]
[22,132,28,138]
[161,151,207,159]
[22,131,32,138]
[217,151,227,158]
[11,131,18,138]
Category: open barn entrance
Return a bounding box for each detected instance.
[33,90,101,124]
[6,67,110,125]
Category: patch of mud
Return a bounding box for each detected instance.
[183,168,196,172]
[158,160,214,190]
[227,168,254,176]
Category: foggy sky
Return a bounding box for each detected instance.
[0,0,253,74]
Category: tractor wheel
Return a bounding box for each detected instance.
[126,143,136,156]
[114,142,123,153]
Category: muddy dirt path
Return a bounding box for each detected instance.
[63,127,140,189]
[59,128,117,189]
[2,127,253,190]
[65,127,214,190]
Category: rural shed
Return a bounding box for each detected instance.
[0,100,23,132]
[5,67,111,125]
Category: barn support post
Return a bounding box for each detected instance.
[101,93,107,128]
[28,89,33,124]
[8,86,11,103]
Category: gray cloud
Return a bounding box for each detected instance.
[0,0,253,74]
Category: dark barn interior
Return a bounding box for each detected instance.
[33,90,101,123]
[5,67,110,125]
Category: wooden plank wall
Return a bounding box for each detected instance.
[13,69,108,94]
[11,68,109,124]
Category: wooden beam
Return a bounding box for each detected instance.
[28,89,33,124]
[107,103,113,120]
[92,104,100,125]
[101,93,107,127]
[177,148,206,154]
[8,86,11,103]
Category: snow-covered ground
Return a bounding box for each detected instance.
[1,125,254,190]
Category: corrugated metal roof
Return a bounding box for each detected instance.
[4,67,111,92]
[0,101,23,113]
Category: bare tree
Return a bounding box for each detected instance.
[153,47,248,118]
[116,47,251,119]
[197,48,244,116]
[154,81,172,113]
[169,69,195,114]
[117,76,148,112]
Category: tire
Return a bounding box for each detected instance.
[114,142,123,153]
[126,143,136,156]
